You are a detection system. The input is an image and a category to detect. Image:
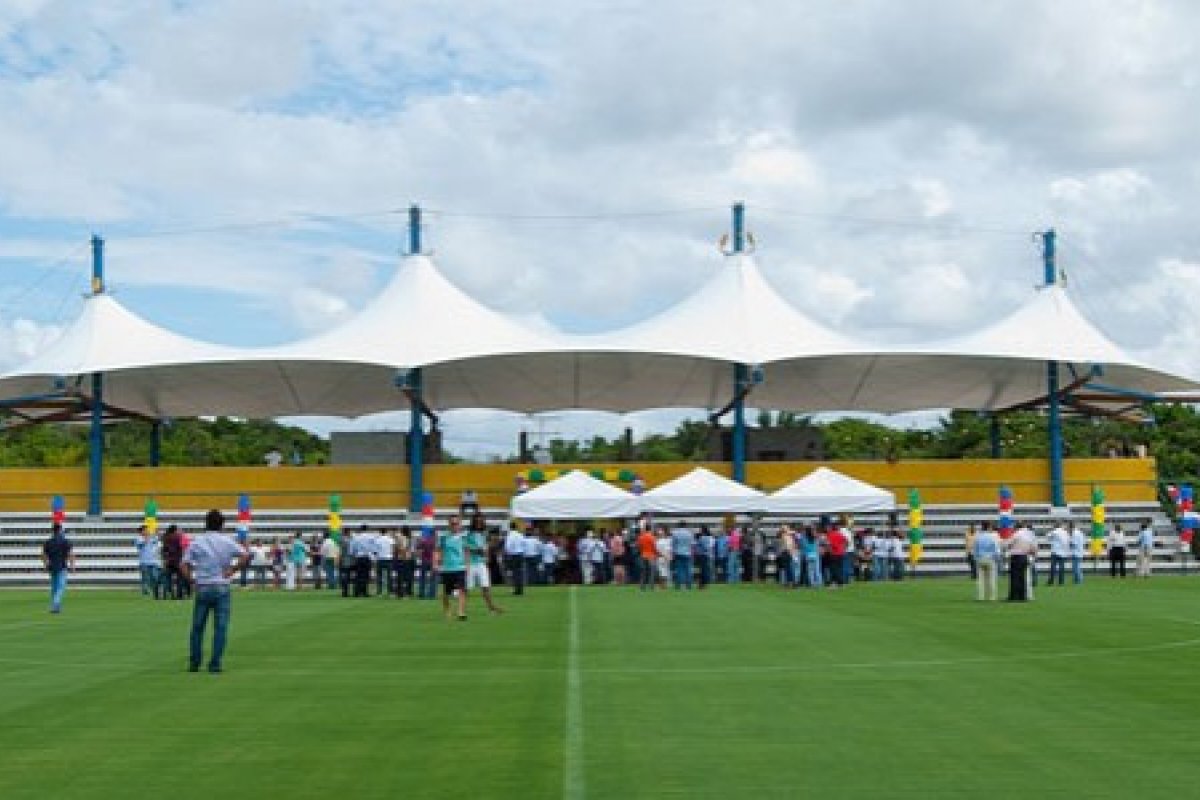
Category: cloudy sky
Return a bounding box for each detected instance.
[1,0,1199,459]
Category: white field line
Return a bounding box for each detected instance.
[564,586,585,800]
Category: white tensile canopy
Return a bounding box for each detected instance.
[0,253,1197,422]
[764,467,896,514]
[510,470,640,519]
[770,284,1199,413]
[0,293,288,418]
[641,467,766,514]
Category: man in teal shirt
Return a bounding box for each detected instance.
[437,515,469,620]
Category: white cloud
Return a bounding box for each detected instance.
[0,0,1199,456]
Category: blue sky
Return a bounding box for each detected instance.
[1,1,1199,458]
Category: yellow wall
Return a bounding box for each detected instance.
[0,457,1158,513]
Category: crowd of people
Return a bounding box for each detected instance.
[967,518,1158,602]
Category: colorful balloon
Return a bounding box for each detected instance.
[907,488,923,565]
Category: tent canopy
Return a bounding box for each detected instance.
[510,470,640,519]
[641,467,766,514]
[764,467,896,514]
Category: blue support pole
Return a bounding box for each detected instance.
[407,205,425,512]
[150,421,162,467]
[1041,229,1065,507]
[989,415,1002,458]
[731,202,747,484]
[87,234,105,516]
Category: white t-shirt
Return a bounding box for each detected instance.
[1068,528,1087,557]
[1048,527,1070,557]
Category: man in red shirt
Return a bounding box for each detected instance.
[826,525,848,587]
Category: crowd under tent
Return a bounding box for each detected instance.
[763,467,896,515]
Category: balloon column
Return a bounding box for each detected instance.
[907,489,923,565]
[236,493,252,543]
[1177,485,1197,548]
[51,495,65,527]
[1090,485,1106,556]
[144,497,159,535]
[997,486,1015,539]
[328,494,342,541]
[421,491,436,539]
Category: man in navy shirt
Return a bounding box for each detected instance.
[41,523,76,614]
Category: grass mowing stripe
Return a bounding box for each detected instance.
[564,585,585,800]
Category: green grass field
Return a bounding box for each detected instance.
[2,577,1199,799]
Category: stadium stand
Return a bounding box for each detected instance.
[0,503,1186,586]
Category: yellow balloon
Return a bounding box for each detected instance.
[144,518,158,534]
[908,543,923,564]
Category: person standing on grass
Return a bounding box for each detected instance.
[670,521,696,590]
[41,523,76,614]
[802,527,822,588]
[182,510,248,673]
[1005,521,1037,602]
[964,524,978,581]
[523,526,542,587]
[466,514,503,614]
[437,515,469,621]
[134,525,162,599]
[825,524,847,587]
[1106,524,1127,578]
[375,527,395,597]
[889,530,906,581]
[610,530,627,585]
[540,534,560,586]
[1069,522,1087,584]
[161,524,185,600]
[504,521,526,595]
[636,524,658,591]
[287,533,306,591]
[579,531,598,585]
[1136,520,1155,578]
[726,526,742,584]
[1047,521,1069,586]
[395,526,416,598]
[696,525,714,589]
[973,522,1000,601]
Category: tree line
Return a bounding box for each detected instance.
[1,405,1198,483]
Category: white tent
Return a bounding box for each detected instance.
[764,467,896,514]
[510,470,640,519]
[641,467,766,514]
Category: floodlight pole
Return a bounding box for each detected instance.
[731,202,748,484]
[1041,229,1065,509]
[407,205,425,513]
[87,234,105,517]
[149,421,162,467]
[989,414,1002,458]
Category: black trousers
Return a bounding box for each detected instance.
[525,556,541,586]
[396,558,416,597]
[506,555,525,595]
[1109,546,1126,577]
[1008,554,1030,601]
[375,558,394,595]
[354,557,372,596]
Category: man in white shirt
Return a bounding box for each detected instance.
[1106,524,1128,578]
[973,523,1001,601]
[375,528,395,597]
[1005,522,1037,602]
[1068,522,1088,584]
[523,529,543,586]
[1047,523,1069,585]
[182,510,248,673]
[579,531,598,585]
[504,521,527,595]
[540,536,559,585]
[1136,520,1155,578]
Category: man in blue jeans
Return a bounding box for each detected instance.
[41,523,76,613]
[182,509,248,674]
